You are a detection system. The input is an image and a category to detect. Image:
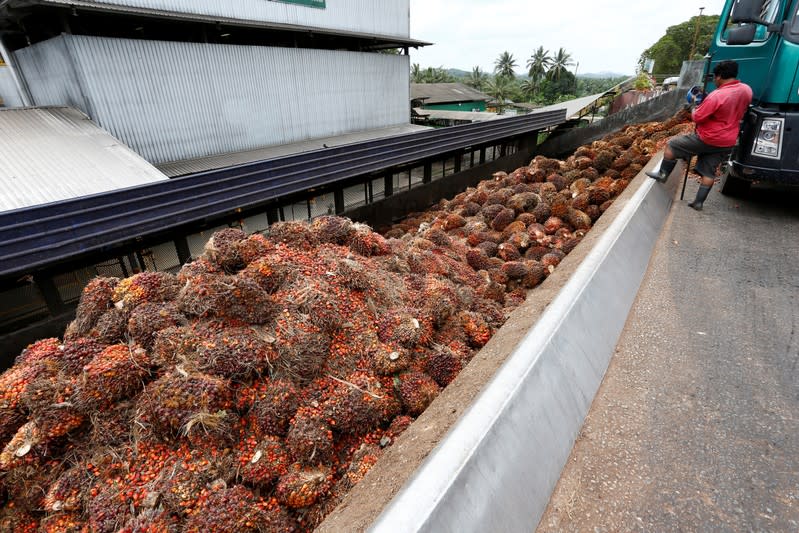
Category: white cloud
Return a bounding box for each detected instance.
[409,0,726,76]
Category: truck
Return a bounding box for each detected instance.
[708,0,799,195]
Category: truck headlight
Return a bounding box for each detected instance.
[752,118,784,159]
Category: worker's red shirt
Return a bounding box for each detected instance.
[692,79,753,147]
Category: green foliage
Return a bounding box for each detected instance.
[411,63,456,84]
[633,72,654,90]
[547,48,575,81]
[464,66,489,90]
[526,46,552,85]
[494,51,518,80]
[639,14,720,76]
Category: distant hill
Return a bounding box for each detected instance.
[580,71,632,79]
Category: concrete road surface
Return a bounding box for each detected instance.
[537,179,799,532]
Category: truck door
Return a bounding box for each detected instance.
[710,0,785,99]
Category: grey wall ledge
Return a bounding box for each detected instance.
[369,158,680,533]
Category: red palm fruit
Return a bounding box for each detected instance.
[64,277,118,339]
[515,212,537,226]
[349,226,391,257]
[336,257,371,290]
[610,178,630,196]
[541,252,563,274]
[501,261,530,280]
[89,307,128,344]
[156,448,235,516]
[561,237,583,255]
[579,167,600,182]
[182,485,274,532]
[443,213,467,231]
[116,509,178,533]
[370,343,412,376]
[466,249,493,272]
[423,228,451,247]
[136,370,233,439]
[523,245,550,262]
[0,506,39,533]
[235,232,275,265]
[480,203,505,221]
[505,231,531,251]
[112,271,181,310]
[59,337,106,375]
[0,421,43,471]
[285,406,334,464]
[549,195,570,218]
[588,186,611,205]
[490,208,516,232]
[127,302,186,350]
[90,400,135,448]
[422,277,459,327]
[270,220,320,249]
[238,434,291,486]
[522,261,547,289]
[202,227,248,271]
[593,150,616,173]
[395,371,440,416]
[546,173,567,191]
[571,192,590,212]
[544,216,564,235]
[485,188,514,206]
[273,312,329,386]
[611,153,632,171]
[422,346,463,387]
[14,338,61,367]
[44,464,91,512]
[193,325,276,379]
[507,192,540,214]
[476,241,499,258]
[585,204,602,222]
[376,308,422,348]
[242,378,299,437]
[566,208,592,231]
[497,243,521,262]
[501,220,527,241]
[177,257,222,284]
[276,464,333,509]
[461,311,492,348]
[39,512,86,533]
[77,344,150,409]
[569,177,592,196]
[310,215,354,244]
[86,479,131,533]
[321,371,401,434]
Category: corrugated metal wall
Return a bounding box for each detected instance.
[0,68,24,107]
[15,35,410,165]
[44,0,410,38]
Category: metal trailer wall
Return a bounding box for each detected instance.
[0,68,24,107]
[14,34,410,164]
[40,0,410,38]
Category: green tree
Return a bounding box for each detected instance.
[485,75,514,113]
[465,66,489,90]
[639,14,720,76]
[538,70,577,104]
[526,46,552,89]
[411,63,423,83]
[494,51,518,80]
[519,79,536,102]
[547,47,575,81]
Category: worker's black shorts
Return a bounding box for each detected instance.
[668,133,734,178]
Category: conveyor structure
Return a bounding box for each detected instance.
[0,109,566,284]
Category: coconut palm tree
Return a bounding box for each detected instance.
[411,63,423,83]
[465,66,489,90]
[519,79,536,102]
[548,47,575,81]
[526,46,552,87]
[494,51,518,80]
[485,75,513,113]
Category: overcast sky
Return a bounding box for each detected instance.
[409,0,726,76]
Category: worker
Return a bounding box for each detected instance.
[646,60,753,210]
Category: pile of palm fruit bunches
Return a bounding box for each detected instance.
[0,113,691,532]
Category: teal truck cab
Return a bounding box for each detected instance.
[709,0,799,194]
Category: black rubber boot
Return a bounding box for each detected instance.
[645,158,677,183]
[688,184,712,211]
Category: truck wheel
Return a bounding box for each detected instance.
[720,168,750,197]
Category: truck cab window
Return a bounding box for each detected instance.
[722,0,781,41]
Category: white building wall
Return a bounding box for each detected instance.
[41,0,410,38]
[15,34,410,164]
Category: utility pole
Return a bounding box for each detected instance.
[689,7,706,60]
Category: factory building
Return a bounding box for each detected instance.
[0,0,427,170]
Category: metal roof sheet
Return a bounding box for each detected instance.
[412,108,506,123]
[533,92,612,119]
[411,83,491,105]
[157,124,432,177]
[0,106,169,212]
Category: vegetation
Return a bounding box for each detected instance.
[639,14,720,77]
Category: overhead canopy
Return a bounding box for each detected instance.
[411,83,490,105]
[0,106,169,212]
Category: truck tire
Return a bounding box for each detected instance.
[720,168,751,197]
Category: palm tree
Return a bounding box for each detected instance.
[494,51,518,80]
[411,63,423,83]
[519,79,536,102]
[465,66,489,90]
[526,46,552,88]
[548,47,575,81]
[485,76,513,113]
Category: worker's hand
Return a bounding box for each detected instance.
[686,86,706,107]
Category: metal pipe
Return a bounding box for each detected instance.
[0,36,33,107]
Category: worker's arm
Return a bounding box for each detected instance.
[691,93,720,124]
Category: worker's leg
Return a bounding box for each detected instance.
[646,140,679,182]
[688,149,730,211]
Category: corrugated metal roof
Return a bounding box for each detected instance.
[0,106,168,212]
[411,83,491,105]
[16,35,412,165]
[533,92,610,119]
[157,124,432,177]
[28,0,425,44]
[412,108,505,123]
